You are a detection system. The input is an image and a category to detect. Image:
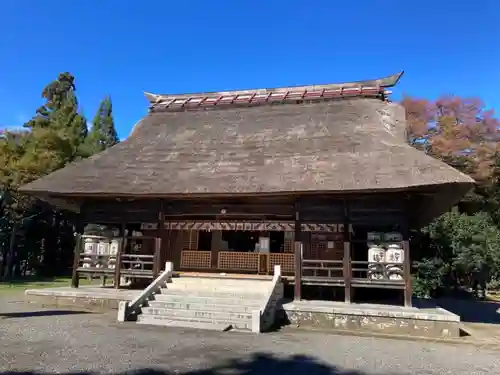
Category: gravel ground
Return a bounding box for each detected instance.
[1,294,500,375]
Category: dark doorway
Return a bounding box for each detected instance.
[270,231,285,252]
[197,230,212,251]
[222,231,259,252]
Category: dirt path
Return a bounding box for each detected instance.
[1,293,500,375]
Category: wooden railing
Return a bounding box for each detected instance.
[302,259,343,279]
[351,261,406,287]
[78,253,116,271]
[180,250,212,269]
[77,253,154,273]
[120,254,154,272]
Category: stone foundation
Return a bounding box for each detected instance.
[25,287,140,312]
[282,300,461,338]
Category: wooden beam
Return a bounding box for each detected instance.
[164,202,295,217]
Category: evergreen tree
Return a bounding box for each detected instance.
[86,96,119,154]
[0,72,87,279]
[24,72,88,161]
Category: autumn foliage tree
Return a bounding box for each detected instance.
[403,96,500,297]
[403,95,500,183]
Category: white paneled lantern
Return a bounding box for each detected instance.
[367,244,386,280]
[108,239,120,269]
[82,236,98,268]
[385,243,404,280]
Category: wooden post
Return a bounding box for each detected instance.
[153,200,164,277]
[211,231,222,269]
[153,237,162,278]
[71,233,82,288]
[403,197,412,307]
[294,202,302,301]
[343,242,351,303]
[403,239,412,307]
[343,199,352,303]
[114,222,126,288]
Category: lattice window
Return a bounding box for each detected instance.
[284,232,294,253]
[180,250,212,269]
[269,253,295,274]
[182,230,199,250]
[218,252,259,271]
[310,241,325,259]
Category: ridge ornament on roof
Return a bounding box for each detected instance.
[145,72,404,113]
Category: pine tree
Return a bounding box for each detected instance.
[86,96,119,154]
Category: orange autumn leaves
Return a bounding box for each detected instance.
[402,96,500,183]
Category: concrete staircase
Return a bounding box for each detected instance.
[136,276,271,332]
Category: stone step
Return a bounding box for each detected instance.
[166,284,271,294]
[137,314,252,331]
[159,288,267,299]
[155,292,262,306]
[170,277,271,286]
[168,280,270,290]
[142,306,253,321]
[149,300,260,313]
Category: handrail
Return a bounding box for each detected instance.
[252,265,283,333]
[117,261,173,322]
[302,259,344,278]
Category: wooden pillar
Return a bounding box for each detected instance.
[71,218,85,288]
[153,237,162,277]
[343,199,352,303]
[153,201,164,278]
[294,202,302,301]
[211,230,222,269]
[403,240,412,307]
[402,202,412,307]
[114,222,126,288]
[260,230,270,274]
[71,234,82,288]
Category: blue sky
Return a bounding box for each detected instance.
[0,0,499,139]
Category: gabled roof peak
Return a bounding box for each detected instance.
[145,71,404,113]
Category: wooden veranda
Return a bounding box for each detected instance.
[71,194,413,306]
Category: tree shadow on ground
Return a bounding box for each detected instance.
[415,297,500,324]
[0,276,68,285]
[0,353,371,375]
[0,310,91,319]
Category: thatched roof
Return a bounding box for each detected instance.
[20,72,473,207]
